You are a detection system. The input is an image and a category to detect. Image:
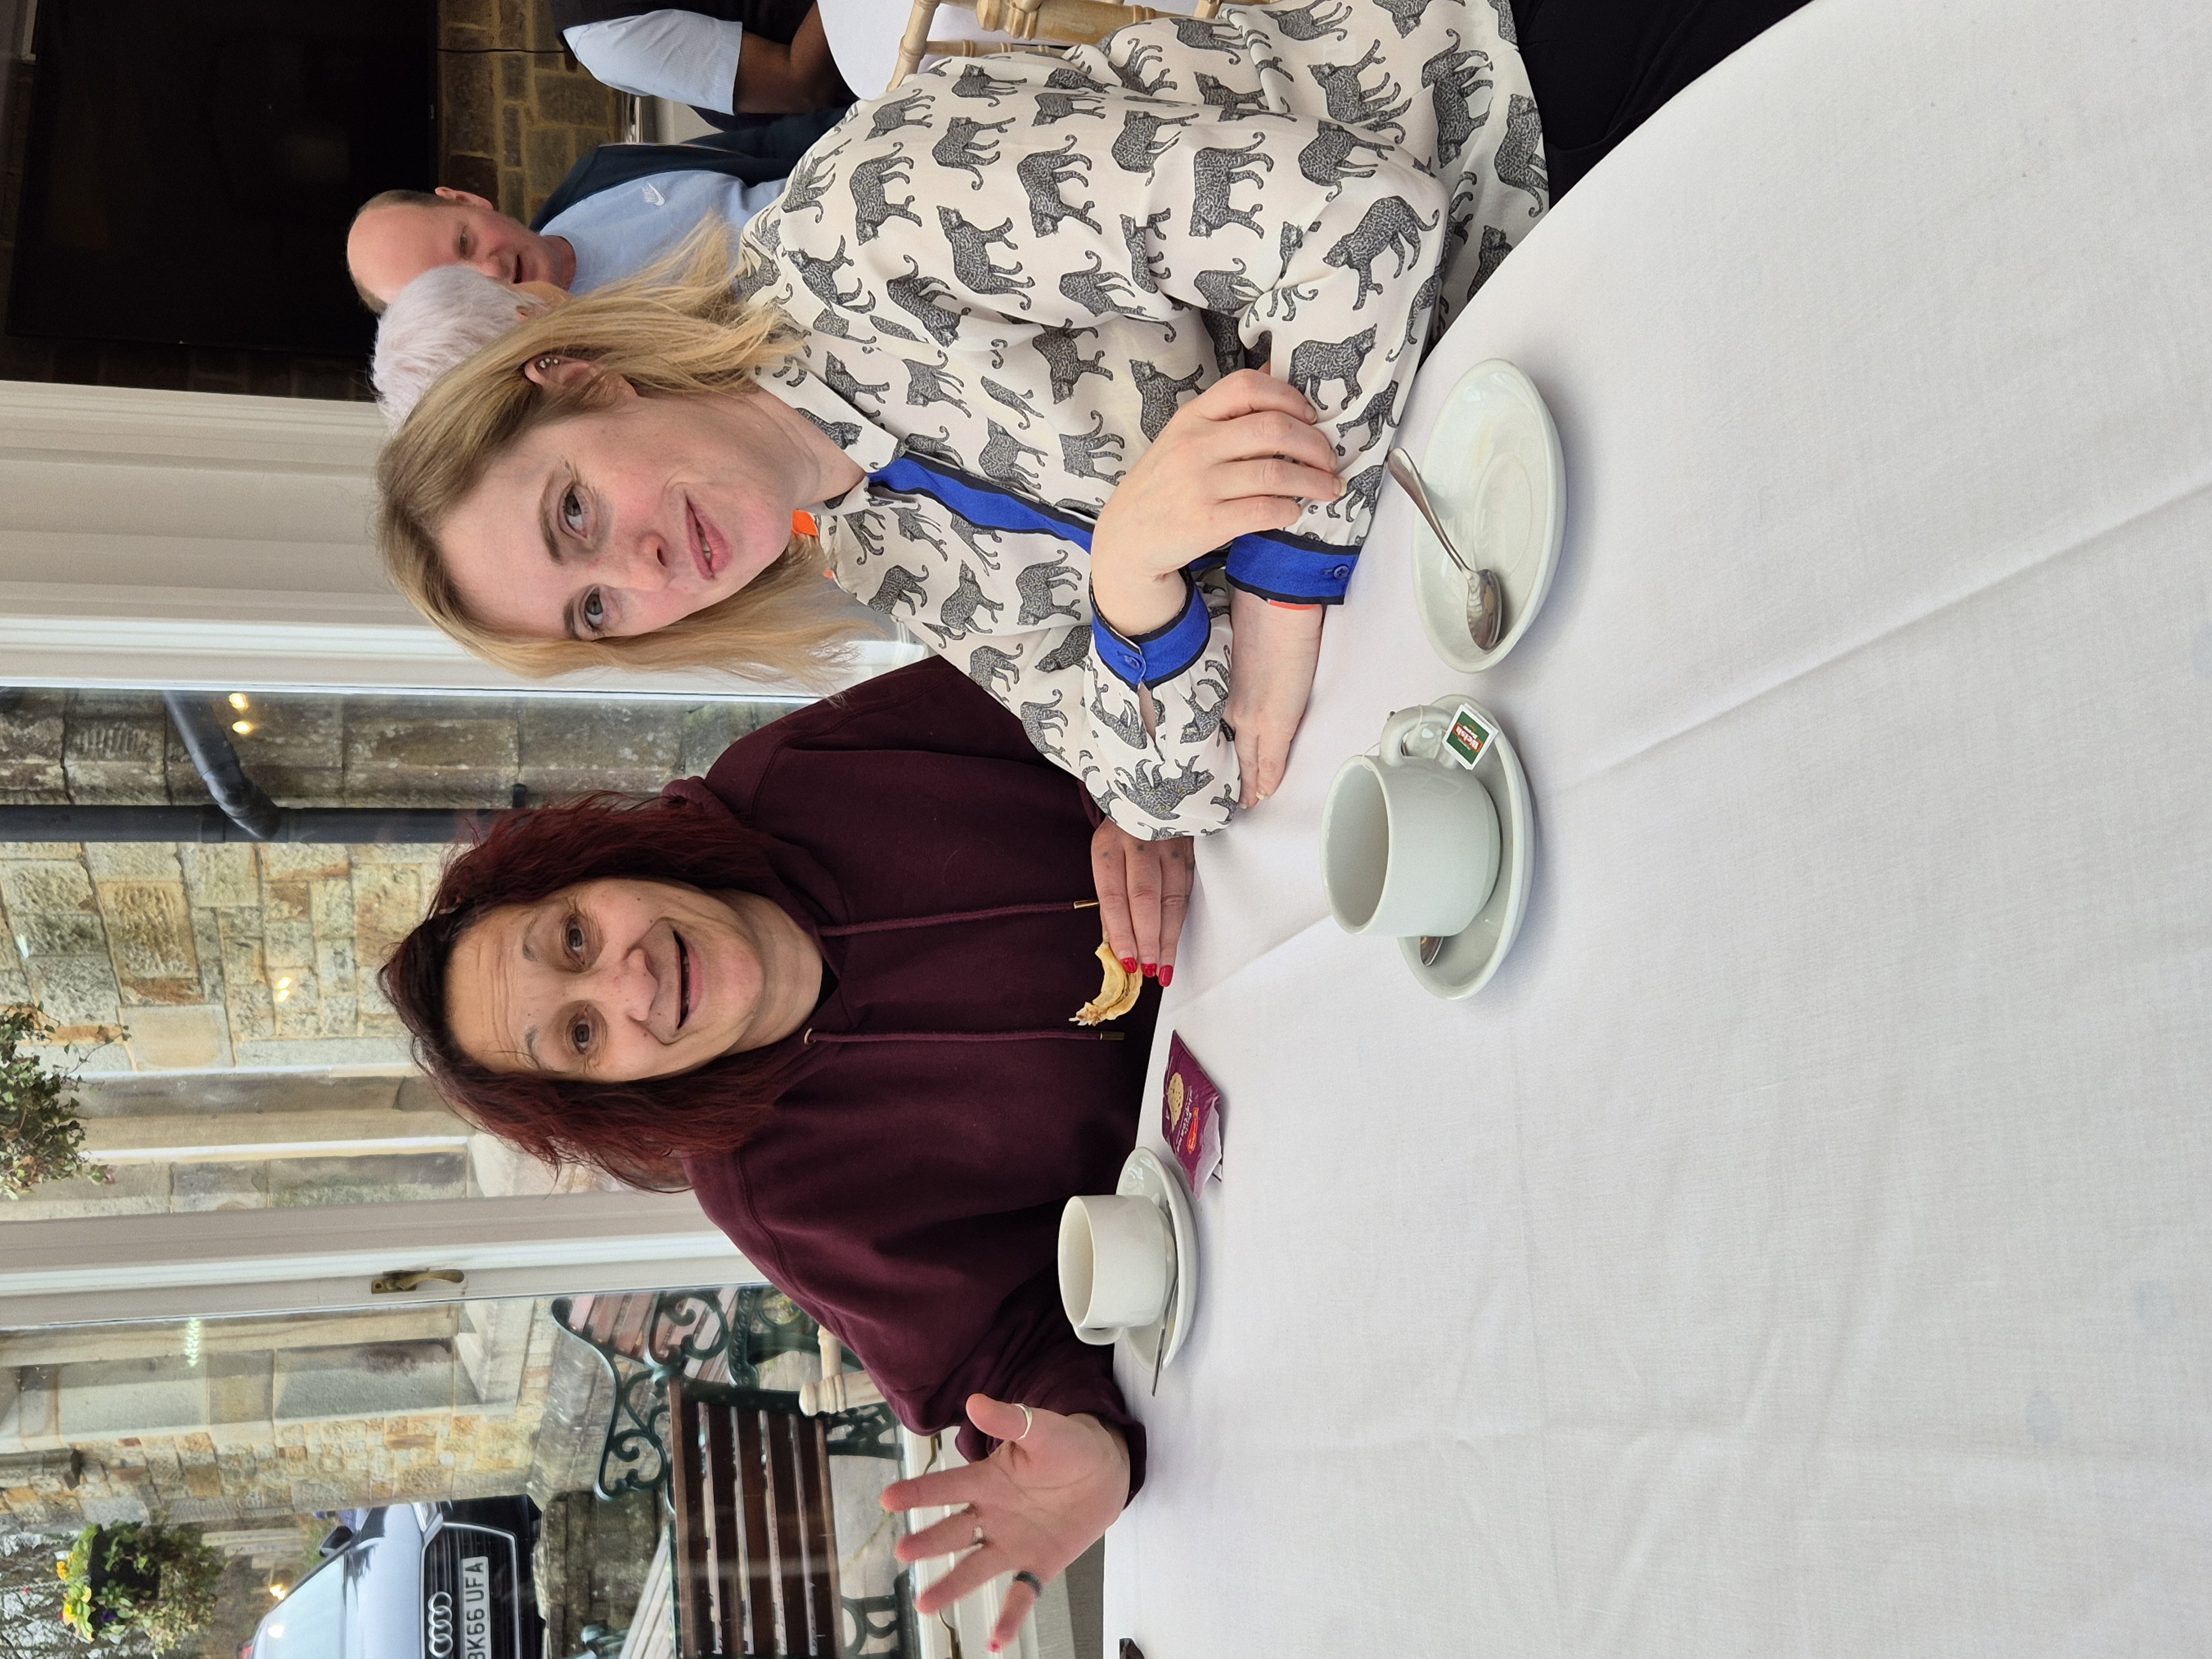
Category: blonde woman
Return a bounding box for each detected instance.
[379,0,1806,840]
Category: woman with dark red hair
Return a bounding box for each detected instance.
[379,654,1190,1649]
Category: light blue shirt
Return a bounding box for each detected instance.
[564,11,747,114]
[545,168,788,295]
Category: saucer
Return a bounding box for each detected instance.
[1408,359,1566,672]
[1116,1147,1196,1371]
[1390,698,1536,1000]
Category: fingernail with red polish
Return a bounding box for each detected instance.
[1159,965,1173,988]
[1121,956,1138,974]
[1143,962,1157,979]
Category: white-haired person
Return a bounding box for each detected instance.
[371,269,576,429]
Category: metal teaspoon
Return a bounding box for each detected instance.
[1387,446,1505,651]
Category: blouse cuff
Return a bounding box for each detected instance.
[1091,574,1210,688]
[1222,530,1358,606]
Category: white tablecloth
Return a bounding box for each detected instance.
[1101,0,2212,1653]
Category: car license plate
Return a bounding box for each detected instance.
[460,1556,493,1659]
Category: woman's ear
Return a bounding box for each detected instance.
[521,355,608,392]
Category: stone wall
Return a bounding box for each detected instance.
[0,690,800,1070]
[440,0,630,223]
[534,1489,662,1655]
[0,1301,563,1532]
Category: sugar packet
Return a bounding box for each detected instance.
[1162,1034,1223,1192]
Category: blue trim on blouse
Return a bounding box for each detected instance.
[870,454,1097,547]
[1089,576,1211,689]
[1221,533,1358,606]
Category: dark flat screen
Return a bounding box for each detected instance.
[8,0,435,356]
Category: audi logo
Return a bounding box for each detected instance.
[426,1590,455,1658]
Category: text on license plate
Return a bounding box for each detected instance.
[460,1556,493,1659]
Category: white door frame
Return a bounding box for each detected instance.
[0,1190,763,1326]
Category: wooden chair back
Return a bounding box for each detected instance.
[889,0,1259,90]
[667,1375,846,1658]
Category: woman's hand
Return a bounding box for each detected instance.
[1092,820,1194,986]
[1225,588,1324,806]
[1090,370,1342,638]
[884,1396,1131,1652]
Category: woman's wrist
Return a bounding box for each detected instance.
[1091,561,1190,639]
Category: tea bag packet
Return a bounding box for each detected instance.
[1440,703,1496,769]
[1162,1034,1224,1191]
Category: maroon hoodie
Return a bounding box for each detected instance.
[674,656,1157,1492]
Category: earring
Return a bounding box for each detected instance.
[533,356,561,373]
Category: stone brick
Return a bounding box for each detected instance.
[260,844,351,883]
[525,126,575,206]
[520,701,684,799]
[263,919,316,969]
[309,878,356,940]
[0,760,69,800]
[531,69,617,130]
[9,901,106,957]
[261,881,310,928]
[121,1004,232,1071]
[441,53,499,158]
[0,690,66,761]
[97,880,199,992]
[500,100,525,168]
[26,954,121,1024]
[446,151,500,205]
[1,854,96,918]
[353,868,428,973]
[347,716,519,805]
[180,843,258,909]
[85,843,182,881]
[64,709,171,804]
[190,907,228,1003]
[441,0,494,45]
[315,936,359,995]
[499,54,529,105]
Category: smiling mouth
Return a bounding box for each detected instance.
[688,502,724,583]
[674,930,692,1028]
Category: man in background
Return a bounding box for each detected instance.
[345,105,841,311]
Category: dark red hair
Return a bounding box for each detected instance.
[378,791,795,1191]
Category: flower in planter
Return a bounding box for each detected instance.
[55,1521,222,1651]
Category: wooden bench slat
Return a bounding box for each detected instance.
[764,1412,810,1655]
[794,1416,842,1657]
[702,1402,744,1657]
[737,1407,778,1657]
[665,1380,714,1658]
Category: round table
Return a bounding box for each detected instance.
[1102,0,2212,1653]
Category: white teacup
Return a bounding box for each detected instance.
[1323,706,1502,939]
[1058,1193,1172,1345]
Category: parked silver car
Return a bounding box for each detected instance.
[242,1499,542,1659]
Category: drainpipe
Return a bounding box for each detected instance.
[0,692,508,843]
[161,692,283,839]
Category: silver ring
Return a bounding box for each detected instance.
[1016,1404,1035,1441]
[972,1522,984,1546]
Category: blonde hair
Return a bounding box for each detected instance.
[377,220,857,685]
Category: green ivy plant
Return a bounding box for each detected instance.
[0,1004,119,1200]
[59,1522,223,1651]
